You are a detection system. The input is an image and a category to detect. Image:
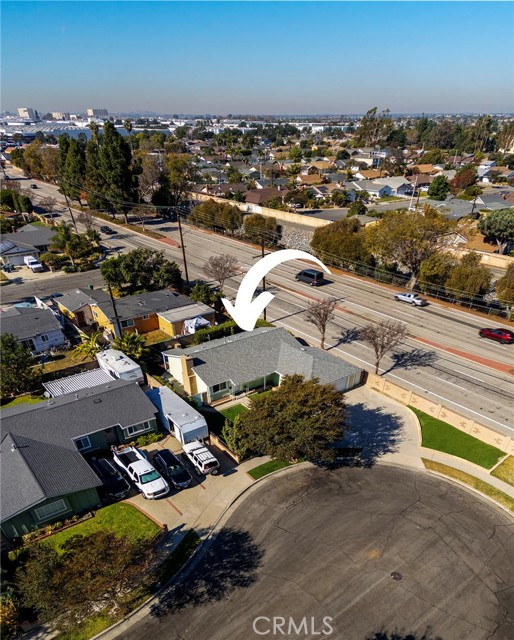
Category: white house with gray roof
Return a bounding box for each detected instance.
[162,327,363,404]
[0,306,66,354]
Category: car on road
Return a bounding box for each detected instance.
[153,449,192,489]
[295,269,325,286]
[112,445,169,499]
[100,225,117,235]
[29,183,38,189]
[478,328,514,344]
[394,292,428,306]
[182,441,220,476]
[90,456,131,500]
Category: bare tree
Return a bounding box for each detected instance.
[305,298,338,350]
[359,320,408,374]
[203,254,240,291]
[77,210,96,231]
[137,153,161,202]
[131,206,155,231]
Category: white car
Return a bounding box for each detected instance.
[182,441,220,476]
[394,292,428,307]
[112,446,169,499]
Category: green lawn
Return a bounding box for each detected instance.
[248,459,292,480]
[1,394,45,409]
[156,529,201,584]
[250,389,275,402]
[43,503,161,553]
[219,404,248,423]
[423,459,514,513]
[491,456,514,487]
[412,407,504,469]
[37,350,95,374]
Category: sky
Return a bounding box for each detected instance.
[1,1,513,115]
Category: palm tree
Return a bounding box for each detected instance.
[87,122,99,140]
[111,332,149,361]
[73,331,103,359]
[124,118,133,155]
[50,222,82,268]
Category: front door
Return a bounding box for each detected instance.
[103,427,117,445]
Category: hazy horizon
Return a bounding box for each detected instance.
[2,1,513,115]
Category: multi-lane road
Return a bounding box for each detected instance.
[3,171,514,436]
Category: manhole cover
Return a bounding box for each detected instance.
[390,571,402,581]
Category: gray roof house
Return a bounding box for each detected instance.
[0,306,66,354]
[162,327,363,403]
[0,379,159,541]
[0,224,55,266]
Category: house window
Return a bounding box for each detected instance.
[74,435,92,451]
[21,339,35,351]
[141,315,150,320]
[120,319,135,328]
[212,382,228,393]
[41,334,49,342]
[34,498,69,522]
[124,421,151,437]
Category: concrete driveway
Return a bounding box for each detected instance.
[115,464,514,640]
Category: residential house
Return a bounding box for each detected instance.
[406,174,432,190]
[254,178,290,189]
[354,169,384,181]
[244,186,289,206]
[0,306,66,354]
[295,174,327,186]
[55,287,111,328]
[0,224,55,266]
[480,167,514,184]
[412,164,438,175]
[351,180,392,198]
[162,327,363,404]
[0,380,159,541]
[373,177,412,196]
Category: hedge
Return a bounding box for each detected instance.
[191,318,274,345]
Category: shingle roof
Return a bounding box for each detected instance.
[1,224,55,249]
[164,327,361,388]
[0,380,157,522]
[57,288,110,313]
[95,289,193,322]
[0,307,63,341]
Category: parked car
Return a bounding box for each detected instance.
[112,446,169,499]
[153,449,192,489]
[182,441,220,476]
[29,183,38,189]
[100,225,117,235]
[394,293,428,306]
[295,269,325,286]
[478,328,514,344]
[24,255,44,272]
[90,456,131,500]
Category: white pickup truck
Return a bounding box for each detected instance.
[24,255,44,272]
[182,441,220,476]
[112,446,169,499]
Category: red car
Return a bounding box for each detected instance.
[478,328,514,344]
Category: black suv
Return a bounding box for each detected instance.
[100,225,117,235]
[90,457,131,500]
[153,449,192,489]
[295,269,325,286]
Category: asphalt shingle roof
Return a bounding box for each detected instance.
[164,327,361,388]
[0,380,157,522]
[0,307,63,341]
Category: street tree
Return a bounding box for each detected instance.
[0,334,42,398]
[311,217,374,267]
[477,208,514,254]
[428,175,450,201]
[495,263,514,317]
[137,153,161,203]
[77,209,96,231]
[50,222,84,268]
[164,153,200,207]
[445,252,492,301]
[111,332,149,361]
[223,374,348,463]
[364,206,455,288]
[418,252,457,292]
[98,122,133,220]
[62,138,86,204]
[305,298,338,349]
[348,199,367,217]
[359,320,408,374]
[243,213,281,246]
[84,138,107,211]
[449,166,477,194]
[202,254,240,291]
[101,248,182,294]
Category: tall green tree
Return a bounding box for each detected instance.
[62,138,86,204]
[243,213,281,246]
[0,334,42,398]
[495,264,514,316]
[111,332,149,360]
[419,252,458,292]
[50,222,84,268]
[445,252,492,301]
[85,137,107,211]
[98,121,133,220]
[477,208,514,254]
[224,374,348,463]
[164,153,200,207]
[101,248,182,294]
[311,217,374,267]
[428,175,450,201]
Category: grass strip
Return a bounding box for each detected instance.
[248,459,292,480]
[491,456,514,487]
[422,459,514,513]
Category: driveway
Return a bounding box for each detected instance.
[115,465,514,640]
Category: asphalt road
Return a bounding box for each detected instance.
[115,465,514,640]
[3,170,513,435]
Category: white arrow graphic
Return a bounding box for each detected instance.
[222,249,331,331]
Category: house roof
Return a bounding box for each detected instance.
[0,306,63,341]
[163,327,361,388]
[351,180,387,192]
[244,187,288,205]
[1,224,55,250]
[94,289,194,322]
[57,287,111,313]
[413,164,438,175]
[0,380,157,522]
[157,302,213,324]
[43,369,114,397]
[357,169,382,180]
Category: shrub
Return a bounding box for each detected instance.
[191,318,274,345]
[133,432,162,447]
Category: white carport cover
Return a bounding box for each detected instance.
[183,315,211,335]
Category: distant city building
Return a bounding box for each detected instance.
[51,112,71,120]
[17,107,38,120]
[86,108,108,117]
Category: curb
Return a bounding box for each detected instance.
[91,462,309,640]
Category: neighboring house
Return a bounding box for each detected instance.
[0,224,55,266]
[406,174,432,190]
[254,178,290,189]
[373,177,412,196]
[476,191,514,210]
[480,167,514,183]
[354,169,383,181]
[162,327,363,404]
[0,380,159,541]
[244,186,289,205]
[412,164,438,175]
[295,174,326,186]
[351,180,392,198]
[56,288,215,339]
[43,368,115,397]
[0,306,66,354]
